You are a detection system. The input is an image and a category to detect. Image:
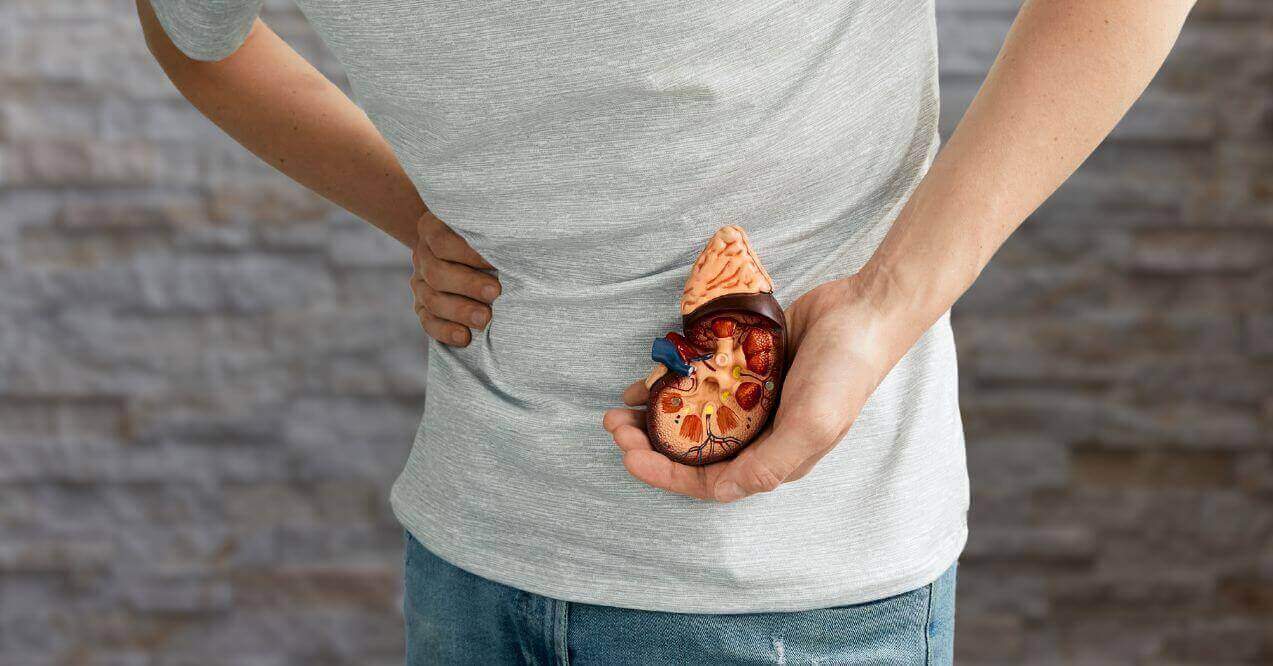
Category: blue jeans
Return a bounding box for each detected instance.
[403,530,957,665]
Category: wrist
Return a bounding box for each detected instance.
[836,266,941,370]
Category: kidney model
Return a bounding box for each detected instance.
[642,226,786,466]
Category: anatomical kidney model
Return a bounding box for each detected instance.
[643,225,786,466]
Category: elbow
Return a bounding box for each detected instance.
[135,0,235,75]
[140,30,178,73]
[136,0,164,57]
[136,0,191,74]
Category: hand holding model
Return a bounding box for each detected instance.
[605,226,895,502]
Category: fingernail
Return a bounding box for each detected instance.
[450,330,466,344]
[469,310,488,327]
[482,285,499,300]
[715,482,745,503]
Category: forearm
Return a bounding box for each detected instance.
[853,0,1196,362]
[137,1,422,247]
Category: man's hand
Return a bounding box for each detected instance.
[409,210,502,347]
[603,278,898,503]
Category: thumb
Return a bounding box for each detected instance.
[712,424,811,503]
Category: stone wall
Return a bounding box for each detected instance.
[945,1,1273,663]
[1,0,1269,663]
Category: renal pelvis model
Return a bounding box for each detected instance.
[643,226,786,466]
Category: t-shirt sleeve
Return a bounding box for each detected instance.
[146,0,265,62]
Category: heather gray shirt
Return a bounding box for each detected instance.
[151,0,969,613]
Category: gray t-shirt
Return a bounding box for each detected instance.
[151,0,969,613]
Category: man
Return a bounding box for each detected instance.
[138,0,1196,662]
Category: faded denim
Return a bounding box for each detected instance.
[404,530,957,665]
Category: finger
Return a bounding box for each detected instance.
[411,280,491,330]
[602,408,644,434]
[621,379,650,407]
[621,449,717,501]
[642,365,666,390]
[611,423,651,453]
[418,310,471,346]
[419,251,502,304]
[418,211,495,270]
[711,426,814,502]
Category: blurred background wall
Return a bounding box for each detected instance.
[0,0,1269,664]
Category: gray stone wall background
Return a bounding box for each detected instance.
[0,0,1269,663]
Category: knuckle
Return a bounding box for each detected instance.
[409,278,426,303]
[434,233,460,259]
[420,289,444,313]
[424,225,449,254]
[415,234,438,263]
[741,462,785,493]
[421,261,445,287]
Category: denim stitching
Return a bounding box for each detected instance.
[555,600,571,666]
[923,579,934,666]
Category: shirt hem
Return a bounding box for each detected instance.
[392,490,968,614]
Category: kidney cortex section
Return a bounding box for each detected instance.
[646,308,785,466]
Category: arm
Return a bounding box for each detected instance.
[605,0,1198,501]
[137,1,499,345]
[853,0,1199,365]
[138,2,420,246]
